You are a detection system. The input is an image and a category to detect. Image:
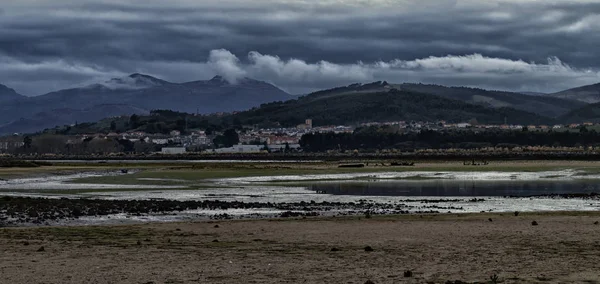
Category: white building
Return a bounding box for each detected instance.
[152,138,169,145]
[161,147,186,154]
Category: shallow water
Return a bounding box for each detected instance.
[304,179,600,197]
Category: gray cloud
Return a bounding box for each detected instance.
[209,49,600,94]
[1,0,600,95]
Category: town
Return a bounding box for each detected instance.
[1,116,597,155]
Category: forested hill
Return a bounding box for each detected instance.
[396,83,585,118]
[225,88,553,127]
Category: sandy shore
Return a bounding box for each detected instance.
[1,213,600,283]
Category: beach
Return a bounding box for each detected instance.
[2,213,600,283]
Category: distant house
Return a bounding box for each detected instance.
[0,140,24,151]
[161,147,186,154]
[152,138,169,145]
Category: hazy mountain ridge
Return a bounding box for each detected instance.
[0,74,291,134]
[0,104,149,135]
[0,84,27,103]
[520,92,547,96]
[29,74,290,114]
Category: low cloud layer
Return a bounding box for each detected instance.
[207,49,600,94]
[2,0,600,95]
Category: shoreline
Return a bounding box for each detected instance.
[1,194,600,228]
[5,151,600,161]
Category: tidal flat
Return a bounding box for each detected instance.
[2,160,600,226]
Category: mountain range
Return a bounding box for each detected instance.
[0,84,26,103]
[2,74,600,135]
[0,74,291,134]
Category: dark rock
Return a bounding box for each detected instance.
[364,246,374,252]
[404,270,413,277]
[37,246,45,252]
[532,221,538,226]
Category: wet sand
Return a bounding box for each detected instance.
[1,213,600,283]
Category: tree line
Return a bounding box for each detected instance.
[299,126,600,152]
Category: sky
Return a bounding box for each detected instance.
[2,0,600,96]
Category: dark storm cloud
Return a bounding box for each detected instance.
[1,0,600,95]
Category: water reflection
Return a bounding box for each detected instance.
[307,180,600,197]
